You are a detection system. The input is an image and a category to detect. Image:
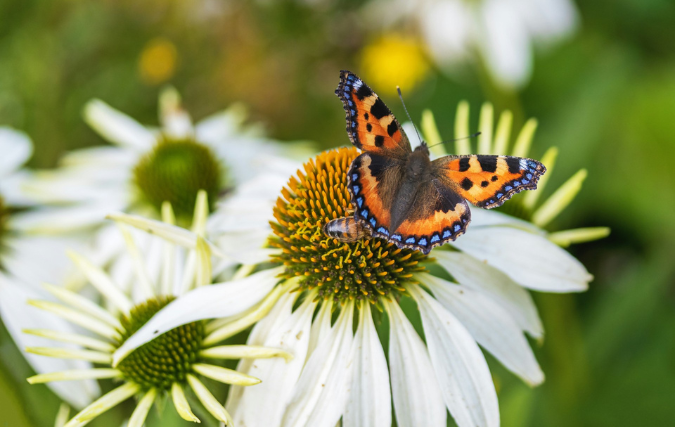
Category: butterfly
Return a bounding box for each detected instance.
[334,70,546,254]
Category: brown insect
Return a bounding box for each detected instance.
[323,216,369,243]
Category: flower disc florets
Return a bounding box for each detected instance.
[133,137,223,221]
[117,296,204,390]
[271,147,428,304]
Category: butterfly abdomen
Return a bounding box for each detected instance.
[323,217,369,243]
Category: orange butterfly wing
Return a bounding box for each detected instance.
[432,155,546,209]
[336,70,411,158]
[349,153,471,254]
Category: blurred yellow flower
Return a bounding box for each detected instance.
[359,34,430,94]
[138,38,178,85]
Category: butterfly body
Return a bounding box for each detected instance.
[337,70,546,254]
[323,217,369,242]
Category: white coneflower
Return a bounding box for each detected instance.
[366,0,579,89]
[17,87,309,289]
[25,193,293,426]
[0,127,99,410]
[103,103,607,426]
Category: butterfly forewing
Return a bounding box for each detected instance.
[432,155,546,209]
[336,70,412,158]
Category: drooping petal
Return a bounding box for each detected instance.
[204,280,295,346]
[193,363,261,386]
[84,99,155,151]
[27,368,121,384]
[451,227,592,292]
[0,127,33,178]
[386,300,446,427]
[0,275,100,409]
[28,300,120,340]
[107,212,234,261]
[226,290,299,415]
[422,273,544,386]
[281,302,354,427]
[232,297,316,427]
[65,382,140,427]
[187,374,233,425]
[411,286,500,427]
[128,388,157,427]
[171,382,200,423]
[23,329,115,353]
[68,251,133,315]
[434,251,543,338]
[343,303,392,427]
[307,299,333,357]
[112,267,282,366]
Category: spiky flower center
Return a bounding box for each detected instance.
[271,147,427,304]
[117,296,204,390]
[133,137,224,222]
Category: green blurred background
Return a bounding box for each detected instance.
[1,0,674,426]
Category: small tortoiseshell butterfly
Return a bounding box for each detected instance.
[334,70,546,254]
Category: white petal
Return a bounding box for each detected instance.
[1,235,89,292]
[0,274,100,409]
[519,0,579,42]
[343,303,392,427]
[68,251,133,316]
[10,204,121,234]
[420,0,472,65]
[112,267,282,366]
[411,286,500,427]
[478,0,532,89]
[107,212,231,261]
[59,146,136,168]
[386,300,446,427]
[187,374,232,424]
[0,127,32,177]
[233,297,316,427]
[466,208,541,233]
[84,99,155,151]
[128,388,157,427]
[171,382,200,423]
[204,280,294,346]
[452,227,592,292]
[281,302,354,427]
[195,106,248,143]
[307,299,333,357]
[422,273,544,385]
[66,382,140,427]
[226,291,298,414]
[433,251,543,338]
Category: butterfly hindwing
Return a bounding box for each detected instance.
[390,179,471,254]
[432,155,546,209]
[336,70,412,158]
[349,152,471,254]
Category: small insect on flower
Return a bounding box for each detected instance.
[322,216,370,242]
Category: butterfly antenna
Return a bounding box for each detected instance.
[427,132,482,149]
[397,86,425,146]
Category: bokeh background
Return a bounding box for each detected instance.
[1,0,674,426]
